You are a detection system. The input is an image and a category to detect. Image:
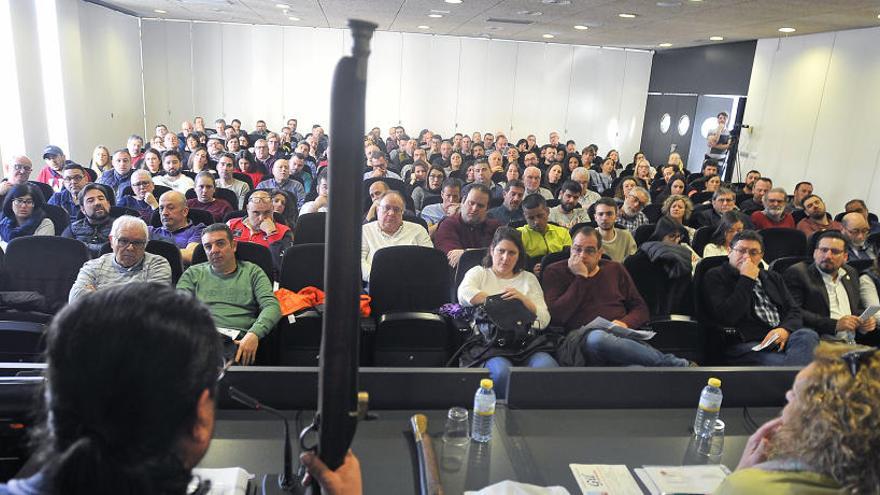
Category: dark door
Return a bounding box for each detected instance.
[639,94,698,169]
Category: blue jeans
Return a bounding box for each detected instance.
[724,328,819,366]
[581,329,690,367]
[485,352,558,399]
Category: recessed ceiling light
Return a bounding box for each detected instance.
[288,16,300,21]
[418,25,430,29]
[618,13,637,18]
[275,3,290,8]
[428,13,443,18]
[517,10,543,16]
[709,35,724,41]
[574,25,589,30]
[445,0,462,3]
[542,34,555,39]
[658,42,673,47]
[542,0,571,4]
[153,9,167,14]
[778,27,796,33]
[656,1,682,6]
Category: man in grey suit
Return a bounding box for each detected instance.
[783,230,877,345]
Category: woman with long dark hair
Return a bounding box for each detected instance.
[0,183,54,250]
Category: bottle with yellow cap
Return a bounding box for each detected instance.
[693,377,723,437]
[471,378,496,443]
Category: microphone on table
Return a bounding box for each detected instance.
[228,386,305,494]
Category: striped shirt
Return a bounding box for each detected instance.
[69,252,172,301]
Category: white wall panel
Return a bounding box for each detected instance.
[617,50,653,159]
[364,31,403,136]
[141,20,170,132]
[191,23,224,126]
[455,38,490,136]
[220,23,252,126]
[739,28,880,212]
[138,15,654,164]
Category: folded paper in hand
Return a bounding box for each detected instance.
[586,317,656,341]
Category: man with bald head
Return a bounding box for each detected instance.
[149,191,205,265]
[0,155,34,205]
[841,212,876,261]
[226,189,293,269]
[361,190,433,281]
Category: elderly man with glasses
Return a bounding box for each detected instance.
[705,229,819,365]
[0,155,34,205]
[69,216,171,301]
[226,190,293,270]
[49,162,91,222]
[361,190,433,282]
[616,186,651,234]
[117,169,160,221]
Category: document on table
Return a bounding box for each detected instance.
[586,317,656,341]
[189,467,254,495]
[634,464,730,495]
[569,464,643,495]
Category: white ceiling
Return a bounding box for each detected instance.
[92,0,880,49]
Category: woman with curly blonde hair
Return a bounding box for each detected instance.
[717,342,880,494]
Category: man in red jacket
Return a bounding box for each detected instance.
[542,226,692,367]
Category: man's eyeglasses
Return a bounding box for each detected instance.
[846,228,870,236]
[816,247,845,256]
[63,175,85,183]
[12,164,32,172]
[132,181,152,188]
[116,238,147,249]
[732,247,763,257]
[840,347,877,378]
[571,246,599,255]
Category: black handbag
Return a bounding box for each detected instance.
[474,294,537,349]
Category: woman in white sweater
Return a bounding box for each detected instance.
[457,227,557,395]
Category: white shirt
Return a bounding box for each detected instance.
[577,189,602,209]
[818,266,851,319]
[361,220,433,281]
[457,266,550,329]
[153,174,194,194]
[525,187,553,200]
[548,205,590,229]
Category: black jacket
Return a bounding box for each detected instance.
[782,261,862,335]
[704,262,802,342]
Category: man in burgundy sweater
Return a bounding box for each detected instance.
[432,184,502,268]
[542,226,691,367]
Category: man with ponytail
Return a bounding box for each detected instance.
[0,283,361,494]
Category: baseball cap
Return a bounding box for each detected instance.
[42,145,64,159]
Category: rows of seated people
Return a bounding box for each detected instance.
[2,119,879,386]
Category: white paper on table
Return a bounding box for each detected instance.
[569,464,643,495]
[636,465,730,494]
[586,317,656,341]
[464,480,571,495]
[189,467,254,495]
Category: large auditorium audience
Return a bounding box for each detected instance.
[3,116,879,375]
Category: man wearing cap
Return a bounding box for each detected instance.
[38,145,66,192]
[0,156,34,206]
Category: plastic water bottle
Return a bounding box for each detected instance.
[471,379,495,443]
[693,377,723,436]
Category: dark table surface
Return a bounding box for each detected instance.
[201,405,780,494]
